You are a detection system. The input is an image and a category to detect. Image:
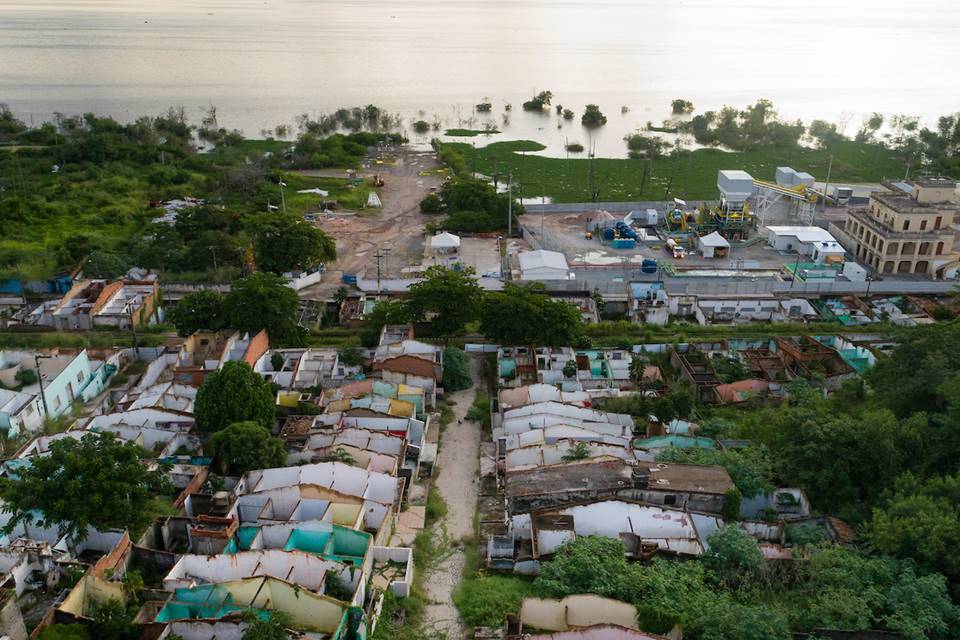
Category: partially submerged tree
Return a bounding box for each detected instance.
[581,104,608,128]
[194,361,276,433]
[671,98,694,114]
[0,433,169,541]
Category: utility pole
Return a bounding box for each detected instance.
[130,312,141,358]
[34,354,51,418]
[821,154,834,213]
[507,173,513,238]
[373,248,391,294]
[279,178,287,213]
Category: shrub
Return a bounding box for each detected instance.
[419,193,444,213]
[454,575,538,627]
[565,142,584,153]
[412,120,430,134]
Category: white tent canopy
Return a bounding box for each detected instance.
[698,231,730,248]
[430,232,461,250]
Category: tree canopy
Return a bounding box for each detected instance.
[223,272,304,346]
[168,290,225,337]
[442,346,473,392]
[0,433,169,541]
[479,282,581,346]
[405,266,484,341]
[194,361,276,433]
[250,213,336,274]
[211,421,286,475]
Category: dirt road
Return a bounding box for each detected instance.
[422,357,481,639]
[301,149,445,299]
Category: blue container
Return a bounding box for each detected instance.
[641,259,658,274]
[602,228,616,242]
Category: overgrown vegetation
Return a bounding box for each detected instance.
[0,105,400,280]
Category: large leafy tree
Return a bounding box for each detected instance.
[867,320,960,417]
[167,290,225,336]
[211,421,286,475]
[442,346,472,392]
[479,282,581,346]
[194,361,276,433]
[866,472,960,581]
[769,405,903,520]
[405,266,483,341]
[359,299,410,348]
[223,272,304,346]
[0,433,169,541]
[251,213,336,274]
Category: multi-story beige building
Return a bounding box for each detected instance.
[844,177,958,278]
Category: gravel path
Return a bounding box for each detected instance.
[422,357,482,639]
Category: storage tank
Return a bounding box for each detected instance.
[602,228,616,242]
[776,166,797,186]
[793,172,815,188]
[717,170,754,199]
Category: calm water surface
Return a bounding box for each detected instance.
[1,0,959,157]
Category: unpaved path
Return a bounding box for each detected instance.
[299,148,444,300]
[422,357,482,639]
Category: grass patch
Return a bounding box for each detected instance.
[437,404,454,433]
[454,543,538,629]
[129,495,177,541]
[445,128,500,137]
[451,139,906,202]
[425,483,448,522]
[370,589,426,640]
[465,391,491,433]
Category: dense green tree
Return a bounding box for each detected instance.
[656,447,773,498]
[536,536,630,598]
[36,624,90,640]
[0,433,169,541]
[250,213,336,274]
[522,91,553,111]
[211,421,286,475]
[440,178,523,228]
[479,283,581,346]
[808,119,847,148]
[581,104,608,127]
[671,99,694,114]
[194,361,276,433]
[868,321,960,417]
[419,193,444,213]
[223,272,304,346]
[693,603,790,640]
[167,290,225,336]
[703,525,765,589]
[359,299,410,348]
[867,472,960,580]
[770,406,903,519]
[88,599,136,640]
[337,344,364,367]
[442,346,473,392]
[405,266,483,340]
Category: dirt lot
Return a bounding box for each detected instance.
[300,149,446,299]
